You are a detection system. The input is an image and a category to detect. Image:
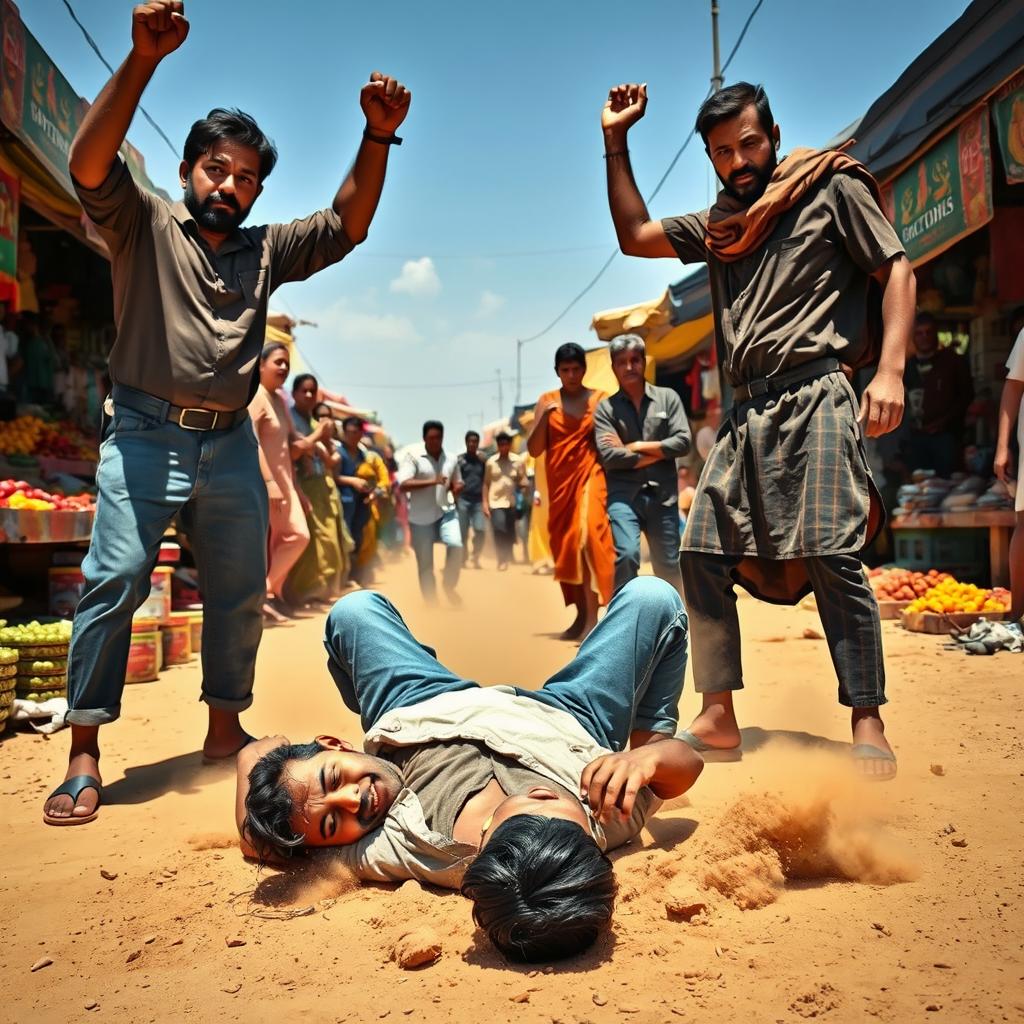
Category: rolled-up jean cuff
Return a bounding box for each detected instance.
[66,706,121,727]
[200,691,254,714]
[841,692,887,709]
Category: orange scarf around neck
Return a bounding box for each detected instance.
[705,144,883,262]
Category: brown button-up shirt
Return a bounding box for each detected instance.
[661,174,903,386]
[74,158,354,410]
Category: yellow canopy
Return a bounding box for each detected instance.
[583,345,654,395]
[590,289,713,364]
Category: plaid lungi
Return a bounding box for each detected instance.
[682,370,882,604]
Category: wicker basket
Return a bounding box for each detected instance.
[0,662,17,681]
[16,658,67,677]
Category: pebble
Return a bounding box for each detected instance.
[222,984,242,995]
[126,950,142,964]
[225,938,246,948]
[592,993,608,1006]
[871,922,892,936]
[926,1004,941,1011]
[392,927,442,969]
[100,870,118,881]
[143,935,156,945]
[30,957,53,972]
[665,894,708,922]
[802,627,825,640]
[929,764,945,776]
[951,837,968,848]
[509,991,530,1003]
[85,1001,98,1011]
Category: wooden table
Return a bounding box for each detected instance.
[890,508,1016,588]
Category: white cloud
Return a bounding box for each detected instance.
[389,256,441,298]
[314,298,422,346]
[476,289,506,318]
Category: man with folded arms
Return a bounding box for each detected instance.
[601,79,915,778]
[44,0,410,825]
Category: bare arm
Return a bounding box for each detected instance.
[995,378,1024,484]
[526,397,558,457]
[69,2,188,189]
[332,73,411,243]
[602,84,676,259]
[859,255,916,437]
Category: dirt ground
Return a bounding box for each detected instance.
[1,552,1022,1024]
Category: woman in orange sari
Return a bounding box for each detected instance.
[527,342,615,640]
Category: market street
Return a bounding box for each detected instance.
[1,556,1021,1023]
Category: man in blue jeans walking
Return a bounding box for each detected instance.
[235,576,702,962]
[594,334,691,593]
[43,0,410,826]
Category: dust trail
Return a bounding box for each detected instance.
[694,740,918,909]
[187,832,237,851]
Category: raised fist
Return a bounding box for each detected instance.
[360,72,412,135]
[132,1,189,59]
[602,83,648,133]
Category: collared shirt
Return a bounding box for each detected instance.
[455,452,486,503]
[484,452,526,509]
[324,687,660,888]
[73,157,354,411]
[594,383,692,507]
[661,173,904,386]
[396,444,459,525]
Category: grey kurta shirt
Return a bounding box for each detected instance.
[73,157,354,410]
[594,383,692,507]
[661,173,903,386]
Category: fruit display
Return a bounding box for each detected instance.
[0,646,16,727]
[0,416,96,461]
[868,567,952,602]
[0,479,96,512]
[905,578,1011,616]
[0,622,72,705]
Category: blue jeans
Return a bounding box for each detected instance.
[607,493,682,594]
[65,405,269,725]
[323,576,688,751]
[456,497,485,563]
[409,509,462,599]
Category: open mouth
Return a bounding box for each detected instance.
[359,776,383,827]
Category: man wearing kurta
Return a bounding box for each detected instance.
[602,80,915,779]
[43,0,410,825]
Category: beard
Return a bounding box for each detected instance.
[183,176,251,233]
[720,146,778,204]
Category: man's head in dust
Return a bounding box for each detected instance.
[242,737,404,861]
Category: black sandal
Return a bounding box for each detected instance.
[43,775,102,826]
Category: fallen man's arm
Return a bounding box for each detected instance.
[580,734,703,826]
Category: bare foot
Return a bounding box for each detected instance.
[851,708,896,780]
[559,607,586,641]
[44,747,102,823]
[203,710,252,761]
[683,692,742,750]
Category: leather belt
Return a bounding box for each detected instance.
[111,382,248,432]
[732,356,842,404]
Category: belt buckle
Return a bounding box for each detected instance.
[747,378,770,398]
[179,407,217,431]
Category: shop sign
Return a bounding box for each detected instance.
[0,163,18,279]
[880,105,993,267]
[992,71,1024,186]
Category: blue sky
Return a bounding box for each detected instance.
[29,0,970,443]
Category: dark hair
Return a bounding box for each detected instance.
[914,311,937,326]
[465,430,480,443]
[495,431,513,444]
[313,402,333,419]
[261,341,288,362]
[423,420,444,438]
[242,741,321,863]
[554,342,587,370]
[461,816,616,962]
[341,416,364,433]
[695,82,774,147]
[292,373,317,392]
[183,108,278,181]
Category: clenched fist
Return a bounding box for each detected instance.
[361,72,411,135]
[131,1,189,60]
[603,82,648,134]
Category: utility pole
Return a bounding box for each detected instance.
[496,369,504,421]
[710,0,723,93]
[515,339,523,405]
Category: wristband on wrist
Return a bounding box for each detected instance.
[604,149,629,159]
[363,127,403,146]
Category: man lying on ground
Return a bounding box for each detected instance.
[235,577,702,962]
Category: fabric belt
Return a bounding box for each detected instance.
[111,383,248,432]
[733,356,842,404]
